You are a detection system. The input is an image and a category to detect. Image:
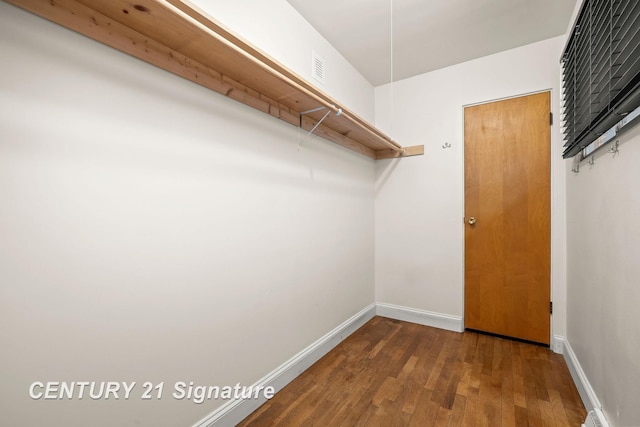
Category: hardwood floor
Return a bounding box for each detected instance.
[238,316,586,427]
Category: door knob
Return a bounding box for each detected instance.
[468,217,476,225]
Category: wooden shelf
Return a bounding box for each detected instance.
[8,0,424,160]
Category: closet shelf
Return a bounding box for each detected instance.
[9,0,424,160]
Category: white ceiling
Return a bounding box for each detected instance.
[287,0,578,86]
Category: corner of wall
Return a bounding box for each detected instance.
[191,304,377,427]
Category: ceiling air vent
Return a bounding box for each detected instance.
[311,50,325,85]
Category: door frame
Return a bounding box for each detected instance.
[461,89,556,346]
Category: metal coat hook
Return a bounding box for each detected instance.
[588,155,595,166]
[607,140,620,155]
[571,164,580,174]
[442,142,451,149]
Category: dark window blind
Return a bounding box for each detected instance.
[562,0,640,158]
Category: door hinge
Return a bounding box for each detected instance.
[550,301,553,314]
[550,112,553,126]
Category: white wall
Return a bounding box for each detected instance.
[566,125,640,426]
[374,36,568,340]
[191,0,375,122]
[563,1,640,423]
[0,3,374,426]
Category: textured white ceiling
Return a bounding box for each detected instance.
[287,0,577,86]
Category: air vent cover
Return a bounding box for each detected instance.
[311,50,325,85]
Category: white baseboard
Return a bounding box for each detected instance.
[557,336,609,427]
[375,302,464,332]
[191,303,376,427]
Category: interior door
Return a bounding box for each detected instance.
[464,91,551,345]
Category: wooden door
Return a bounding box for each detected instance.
[464,92,551,345]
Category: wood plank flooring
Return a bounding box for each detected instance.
[238,316,586,427]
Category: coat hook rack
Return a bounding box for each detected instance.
[606,140,620,155]
[442,142,451,149]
